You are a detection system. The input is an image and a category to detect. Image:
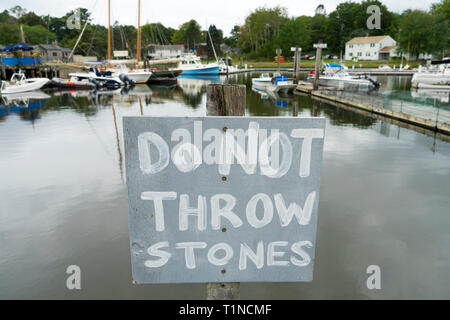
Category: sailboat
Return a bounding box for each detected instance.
[106,0,152,84]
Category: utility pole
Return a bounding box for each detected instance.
[313,41,327,90]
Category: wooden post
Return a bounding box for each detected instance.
[297,48,302,83]
[1,63,6,80]
[313,42,326,90]
[205,84,245,300]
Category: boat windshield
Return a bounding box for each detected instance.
[261,73,270,78]
[11,73,25,82]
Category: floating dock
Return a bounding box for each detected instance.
[301,86,450,135]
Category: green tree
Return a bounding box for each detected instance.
[275,17,311,57]
[0,23,22,45]
[18,12,46,27]
[397,9,436,59]
[206,25,223,58]
[172,20,202,49]
[23,24,56,44]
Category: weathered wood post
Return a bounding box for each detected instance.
[205,84,245,300]
[1,63,6,80]
[313,42,327,90]
[291,47,302,84]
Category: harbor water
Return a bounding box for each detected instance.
[0,74,449,299]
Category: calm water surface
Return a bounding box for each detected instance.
[0,74,449,299]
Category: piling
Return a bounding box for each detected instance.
[205,84,245,300]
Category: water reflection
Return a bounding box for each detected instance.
[0,73,449,299]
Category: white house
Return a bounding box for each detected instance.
[345,35,397,61]
[147,44,185,60]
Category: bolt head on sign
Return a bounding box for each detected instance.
[123,116,326,284]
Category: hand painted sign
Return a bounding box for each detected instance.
[123,117,326,284]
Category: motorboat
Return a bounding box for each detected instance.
[171,54,220,75]
[411,59,450,88]
[0,71,50,94]
[253,74,296,94]
[51,77,97,89]
[69,67,127,87]
[307,63,380,89]
[109,65,152,84]
[252,73,273,85]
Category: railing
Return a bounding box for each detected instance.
[313,87,450,133]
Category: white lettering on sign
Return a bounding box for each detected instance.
[137,121,324,179]
[140,192,316,231]
[145,240,313,269]
[124,117,326,282]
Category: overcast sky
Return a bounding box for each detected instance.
[0,0,438,35]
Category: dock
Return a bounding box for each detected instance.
[295,82,450,135]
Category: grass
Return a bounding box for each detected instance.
[231,59,422,69]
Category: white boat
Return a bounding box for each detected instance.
[307,63,380,89]
[411,60,450,88]
[171,54,220,75]
[0,71,50,94]
[69,67,126,87]
[109,65,152,84]
[252,73,273,85]
[253,74,296,94]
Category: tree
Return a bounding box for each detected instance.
[0,23,22,45]
[206,25,223,58]
[23,24,56,44]
[275,17,311,57]
[9,5,26,18]
[172,20,202,49]
[237,6,288,57]
[18,12,46,27]
[397,9,436,59]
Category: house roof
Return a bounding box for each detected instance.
[38,44,63,51]
[346,35,388,44]
[379,45,397,53]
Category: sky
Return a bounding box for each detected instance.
[0,0,438,36]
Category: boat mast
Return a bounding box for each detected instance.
[137,0,141,64]
[108,0,111,61]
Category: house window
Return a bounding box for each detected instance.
[349,53,353,57]
[357,52,362,57]
[366,52,370,56]
[370,43,375,47]
[52,52,57,57]
[349,44,353,48]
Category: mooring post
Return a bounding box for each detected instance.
[295,47,302,84]
[205,84,245,300]
[313,41,326,90]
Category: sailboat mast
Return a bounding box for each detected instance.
[108,0,111,60]
[137,0,141,63]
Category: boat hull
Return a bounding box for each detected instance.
[69,73,123,87]
[1,78,50,94]
[151,70,182,79]
[180,66,220,75]
[122,72,152,84]
[411,73,450,87]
